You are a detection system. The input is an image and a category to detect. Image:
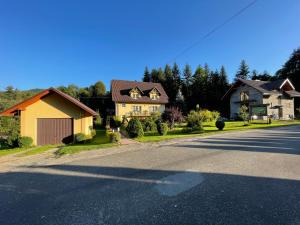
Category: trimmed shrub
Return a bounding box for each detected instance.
[215,119,225,131]
[142,118,157,132]
[126,118,144,138]
[157,122,168,136]
[109,132,121,143]
[18,136,33,148]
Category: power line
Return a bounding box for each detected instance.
[168,0,258,63]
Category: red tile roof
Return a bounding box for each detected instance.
[111,80,169,104]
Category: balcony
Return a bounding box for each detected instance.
[126,111,151,117]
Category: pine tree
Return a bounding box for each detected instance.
[150,69,159,83]
[157,68,165,83]
[182,64,193,111]
[143,66,151,82]
[235,60,250,81]
[276,47,300,111]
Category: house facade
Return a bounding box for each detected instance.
[0,88,97,145]
[111,80,169,119]
[223,78,300,120]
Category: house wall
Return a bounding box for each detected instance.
[20,93,93,145]
[263,95,294,119]
[115,103,165,118]
[230,85,263,118]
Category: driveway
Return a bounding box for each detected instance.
[0,126,300,225]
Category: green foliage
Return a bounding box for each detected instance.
[17,136,33,148]
[215,119,225,131]
[91,81,106,97]
[90,128,96,138]
[235,59,250,81]
[143,67,151,82]
[74,133,91,143]
[110,117,122,128]
[109,132,121,143]
[186,110,203,130]
[157,122,168,136]
[239,105,249,125]
[0,138,9,149]
[198,109,220,122]
[94,111,102,128]
[126,118,144,138]
[0,116,20,148]
[162,107,183,129]
[142,118,157,132]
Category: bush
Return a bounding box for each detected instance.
[109,132,121,143]
[94,111,102,128]
[215,119,225,131]
[0,138,9,149]
[90,128,96,138]
[110,117,122,128]
[142,118,157,132]
[162,107,184,129]
[157,122,168,136]
[126,118,144,138]
[186,110,203,130]
[6,133,20,148]
[18,136,33,148]
[74,133,91,143]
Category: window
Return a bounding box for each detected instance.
[122,103,126,107]
[132,105,142,112]
[150,94,159,100]
[132,93,139,99]
[149,106,159,112]
[240,91,249,101]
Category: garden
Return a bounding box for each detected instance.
[117,106,300,142]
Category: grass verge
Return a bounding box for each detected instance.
[136,120,300,142]
[55,129,116,156]
[18,145,57,157]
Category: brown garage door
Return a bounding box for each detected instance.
[37,118,73,145]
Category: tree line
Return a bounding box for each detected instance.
[142,63,230,115]
[1,47,299,116]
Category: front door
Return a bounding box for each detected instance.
[278,108,283,119]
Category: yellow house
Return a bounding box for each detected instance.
[111,80,169,119]
[0,88,97,145]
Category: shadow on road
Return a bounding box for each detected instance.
[0,164,299,225]
[173,128,300,155]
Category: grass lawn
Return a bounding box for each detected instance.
[0,148,26,157]
[136,120,300,142]
[0,145,58,158]
[56,128,116,155]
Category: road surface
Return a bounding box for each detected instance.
[1,126,300,225]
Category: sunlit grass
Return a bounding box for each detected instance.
[137,120,300,142]
[18,145,57,157]
[55,129,116,155]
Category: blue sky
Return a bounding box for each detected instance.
[0,0,299,90]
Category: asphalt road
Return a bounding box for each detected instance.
[1,126,300,225]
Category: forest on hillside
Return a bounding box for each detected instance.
[1,47,299,116]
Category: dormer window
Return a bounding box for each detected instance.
[130,88,141,99]
[149,88,160,100]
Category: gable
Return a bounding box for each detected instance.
[279,79,295,91]
[0,88,97,116]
